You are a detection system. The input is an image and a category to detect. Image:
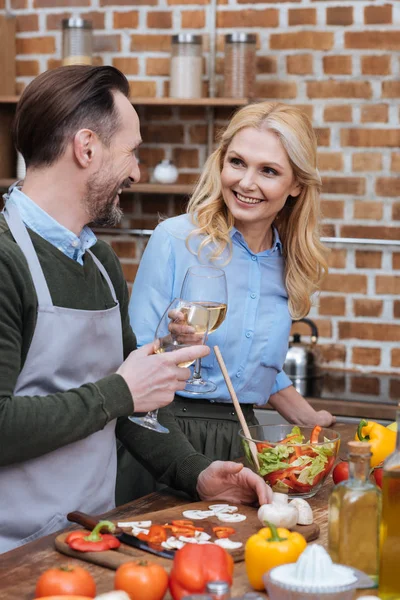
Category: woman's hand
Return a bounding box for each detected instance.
[314,410,336,427]
[269,385,336,427]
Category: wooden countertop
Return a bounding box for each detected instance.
[0,423,377,599]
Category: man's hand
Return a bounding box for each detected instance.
[196,461,273,506]
[117,341,210,413]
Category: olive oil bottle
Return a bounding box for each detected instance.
[379,403,400,600]
[328,441,381,584]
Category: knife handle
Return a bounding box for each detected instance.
[67,511,100,531]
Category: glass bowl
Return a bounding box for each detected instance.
[239,424,340,498]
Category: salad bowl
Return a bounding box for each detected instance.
[239,424,340,498]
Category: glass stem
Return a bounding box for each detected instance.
[193,358,202,379]
[147,409,158,420]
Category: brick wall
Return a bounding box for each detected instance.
[2,0,400,373]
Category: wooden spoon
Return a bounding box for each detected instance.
[214,345,260,471]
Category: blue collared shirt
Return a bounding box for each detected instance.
[4,187,97,264]
[129,214,293,405]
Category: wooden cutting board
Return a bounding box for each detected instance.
[55,500,319,571]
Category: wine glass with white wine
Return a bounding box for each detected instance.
[128,297,210,433]
[180,265,228,394]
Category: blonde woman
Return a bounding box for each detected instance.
[128,101,335,467]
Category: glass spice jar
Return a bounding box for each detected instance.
[223,33,256,99]
[62,17,93,67]
[170,33,203,99]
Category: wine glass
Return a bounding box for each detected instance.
[128,297,210,433]
[180,265,228,394]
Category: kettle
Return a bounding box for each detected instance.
[283,318,323,398]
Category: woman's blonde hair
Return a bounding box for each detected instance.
[186,101,328,319]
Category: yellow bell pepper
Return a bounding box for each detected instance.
[244,522,307,591]
[355,420,396,468]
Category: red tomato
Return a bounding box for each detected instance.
[35,565,96,598]
[373,467,383,488]
[332,461,349,484]
[114,560,169,600]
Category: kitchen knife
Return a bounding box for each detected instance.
[67,511,175,560]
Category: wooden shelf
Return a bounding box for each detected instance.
[0,179,193,195]
[0,96,248,106]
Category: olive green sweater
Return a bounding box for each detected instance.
[0,215,211,498]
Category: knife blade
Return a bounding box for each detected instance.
[67,511,175,560]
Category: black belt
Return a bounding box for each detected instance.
[171,395,255,422]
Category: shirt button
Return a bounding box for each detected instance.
[71,240,79,248]
[236,371,241,378]
[251,255,257,261]
[246,331,252,338]
[250,293,256,299]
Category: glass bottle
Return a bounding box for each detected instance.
[170,34,203,99]
[379,402,400,599]
[206,581,230,600]
[62,18,93,67]
[328,440,381,584]
[223,33,256,98]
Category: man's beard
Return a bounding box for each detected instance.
[84,173,130,227]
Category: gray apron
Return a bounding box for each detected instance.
[0,200,124,554]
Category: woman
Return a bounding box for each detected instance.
[128,101,335,465]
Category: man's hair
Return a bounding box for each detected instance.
[13,65,130,169]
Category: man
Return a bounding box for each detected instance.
[0,65,271,554]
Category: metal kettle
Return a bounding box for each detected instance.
[283,318,323,397]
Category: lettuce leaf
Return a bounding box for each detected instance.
[258,445,292,477]
[288,426,305,443]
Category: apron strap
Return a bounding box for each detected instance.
[3,200,54,310]
[87,249,118,303]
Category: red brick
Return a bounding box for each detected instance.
[324,105,352,122]
[320,344,346,364]
[361,55,391,75]
[322,224,335,237]
[102,0,156,5]
[129,81,157,97]
[11,0,26,7]
[307,81,371,99]
[382,81,400,99]
[16,60,39,77]
[318,152,343,171]
[315,128,330,147]
[354,201,383,220]
[172,148,199,168]
[354,299,383,318]
[112,57,139,75]
[341,129,400,147]
[376,178,400,197]
[34,0,89,5]
[327,6,353,26]
[114,11,139,28]
[47,11,104,30]
[345,31,400,50]
[130,35,171,51]
[292,104,314,120]
[391,348,400,367]
[138,147,165,167]
[167,0,208,5]
[238,0,299,3]
[121,263,139,282]
[177,172,199,184]
[394,205,400,221]
[189,125,207,144]
[352,153,382,171]
[139,106,174,121]
[322,274,367,294]
[322,177,365,195]
[391,153,400,172]
[321,200,344,219]
[141,124,184,144]
[291,319,332,339]
[376,276,400,295]
[146,57,170,76]
[147,11,172,28]
[111,240,136,258]
[16,37,56,54]
[319,296,346,316]
[16,14,39,32]
[394,302,400,319]
[351,376,380,396]
[364,4,392,25]
[47,59,63,70]
[341,225,400,241]
[217,9,278,28]
[352,348,381,367]
[256,56,277,74]
[93,34,121,52]
[355,251,382,269]
[288,8,316,26]
[323,55,352,75]
[286,54,313,75]
[361,104,388,123]
[182,10,205,28]
[327,249,347,269]
[270,31,333,50]
[393,253,400,270]
[339,322,400,342]
[255,81,297,99]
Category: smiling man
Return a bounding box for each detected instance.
[0,65,271,554]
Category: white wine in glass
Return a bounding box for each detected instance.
[128,298,210,432]
[180,266,228,394]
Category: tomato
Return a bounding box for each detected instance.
[35,597,94,600]
[35,565,96,598]
[373,466,383,488]
[332,461,349,484]
[114,560,169,600]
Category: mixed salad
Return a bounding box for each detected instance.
[243,425,337,494]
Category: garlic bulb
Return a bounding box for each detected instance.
[289,498,314,525]
[258,493,298,529]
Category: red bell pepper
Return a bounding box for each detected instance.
[169,543,234,600]
[310,425,322,444]
[137,524,168,544]
[212,526,236,539]
[66,520,120,552]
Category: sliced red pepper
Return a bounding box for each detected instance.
[310,425,322,444]
[279,434,300,444]
[288,472,312,493]
[265,466,298,487]
[171,520,195,528]
[256,442,272,452]
[147,524,167,544]
[66,520,120,552]
[212,526,236,539]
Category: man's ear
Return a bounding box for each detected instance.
[73,129,97,168]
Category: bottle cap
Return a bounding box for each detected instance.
[206,580,230,594]
[348,441,372,455]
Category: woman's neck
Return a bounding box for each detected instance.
[235,220,275,254]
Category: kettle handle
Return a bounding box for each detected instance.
[291,317,318,344]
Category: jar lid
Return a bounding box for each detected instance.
[172,33,202,44]
[225,32,256,43]
[62,17,92,30]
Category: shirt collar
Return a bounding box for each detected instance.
[230,224,282,255]
[5,186,97,263]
